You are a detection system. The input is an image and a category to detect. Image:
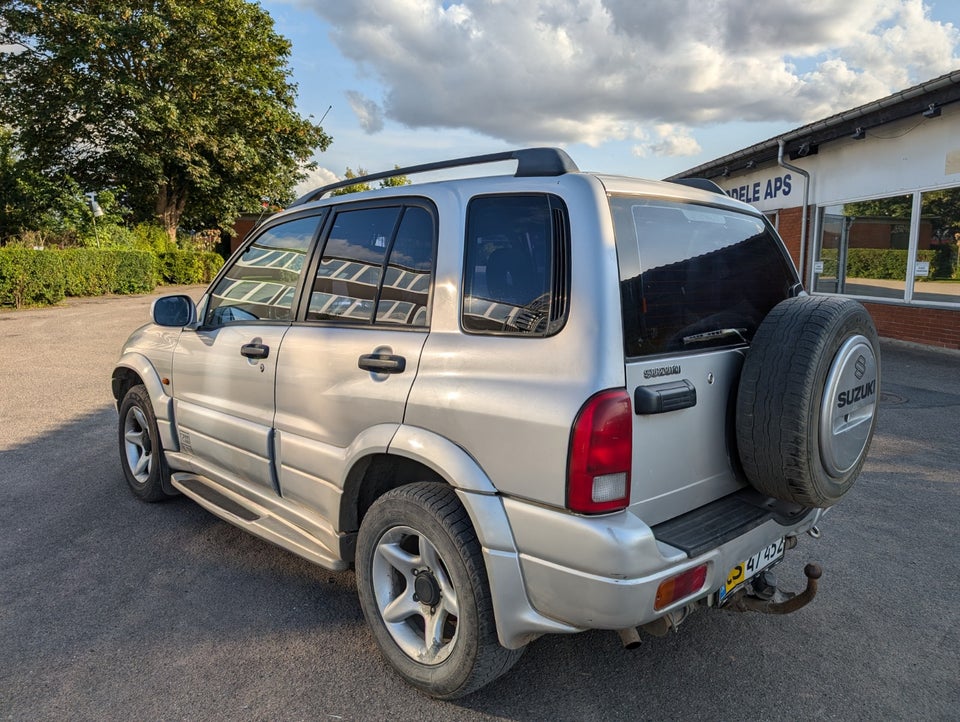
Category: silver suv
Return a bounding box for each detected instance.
[114,148,879,698]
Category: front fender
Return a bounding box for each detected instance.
[113,352,177,452]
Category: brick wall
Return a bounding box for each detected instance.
[775,206,805,271]
[862,302,960,350]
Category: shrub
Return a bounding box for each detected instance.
[0,249,65,307]
[58,249,157,295]
[157,251,223,284]
[106,250,157,293]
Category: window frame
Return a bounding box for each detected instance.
[459,192,571,338]
[812,184,960,309]
[199,209,327,330]
[297,197,439,330]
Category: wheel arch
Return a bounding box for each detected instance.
[341,426,574,649]
[112,353,177,452]
[340,424,498,537]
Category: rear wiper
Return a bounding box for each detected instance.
[682,328,747,345]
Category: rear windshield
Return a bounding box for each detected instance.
[609,196,799,358]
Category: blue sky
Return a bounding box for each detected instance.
[257,1,960,191]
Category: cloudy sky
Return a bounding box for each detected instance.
[258,0,960,191]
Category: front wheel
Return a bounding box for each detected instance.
[118,384,175,502]
[355,482,523,699]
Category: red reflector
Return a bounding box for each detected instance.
[567,389,632,514]
[655,565,708,611]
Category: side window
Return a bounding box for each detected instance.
[308,204,436,326]
[205,215,320,326]
[376,207,434,326]
[462,194,569,336]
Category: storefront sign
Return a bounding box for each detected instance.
[727,173,793,204]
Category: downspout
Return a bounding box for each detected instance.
[777,140,812,288]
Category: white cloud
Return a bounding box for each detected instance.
[632,124,702,158]
[293,165,340,197]
[345,90,385,133]
[293,0,960,147]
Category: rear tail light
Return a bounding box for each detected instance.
[566,389,632,514]
[655,564,708,610]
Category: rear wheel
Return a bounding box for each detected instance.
[356,482,523,699]
[118,384,175,502]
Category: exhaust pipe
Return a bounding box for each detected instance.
[616,627,642,649]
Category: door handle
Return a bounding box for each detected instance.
[240,342,270,360]
[634,379,697,414]
[358,353,406,374]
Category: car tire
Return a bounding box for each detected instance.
[118,384,175,502]
[736,296,880,507]
[355,482,524,699]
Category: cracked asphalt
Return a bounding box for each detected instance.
[1,289,958,721]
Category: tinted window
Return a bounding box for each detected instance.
[205,215,320,326]
[308,204,436,326]
[308,207,401,322]
[376,207,434,326]
[462,194,569,335]
[610,197,798,358]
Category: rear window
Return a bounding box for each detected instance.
[610,196,799,358]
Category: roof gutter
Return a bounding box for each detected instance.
[777,140,812,287]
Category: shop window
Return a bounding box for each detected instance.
[815,194,912,300]
[913,187,960,304]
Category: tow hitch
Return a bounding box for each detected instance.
[723,563,822,615]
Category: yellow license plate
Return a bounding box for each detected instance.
[718,538,785,604]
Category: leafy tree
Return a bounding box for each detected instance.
[331,165,412,196]
[379,166,412,188]
[332,167,374,196]
[0,0,332,243]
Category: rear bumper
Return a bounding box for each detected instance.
[502,497,822,630]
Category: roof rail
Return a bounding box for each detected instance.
[290,147,580,206]
[668,178,728,196]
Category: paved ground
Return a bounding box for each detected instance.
[1,290,958,721]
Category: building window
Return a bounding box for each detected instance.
[914,187,960,304]
[814,186,960,307]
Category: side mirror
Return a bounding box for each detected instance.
[151,294,197,327]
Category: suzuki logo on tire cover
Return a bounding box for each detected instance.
[837,379,876,409]
[854,354,866,380]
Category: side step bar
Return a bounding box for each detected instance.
[171,473,348,571]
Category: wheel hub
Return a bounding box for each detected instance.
[414,570,442,607]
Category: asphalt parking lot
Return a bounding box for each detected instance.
[1,288,958,721]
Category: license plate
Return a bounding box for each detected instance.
[718,538,785,604]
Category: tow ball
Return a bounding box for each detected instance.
[724,563,823,615]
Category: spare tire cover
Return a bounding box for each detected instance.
[736,295,880,507]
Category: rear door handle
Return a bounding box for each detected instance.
[240,343,270,360]
[634,379,697,414]
[358,353,406,374]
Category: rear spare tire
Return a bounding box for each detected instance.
[736,296,880,507]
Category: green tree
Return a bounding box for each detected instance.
[332,167,374,196]
[0,0,332,243]
[331,165,411,196]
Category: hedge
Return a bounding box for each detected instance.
[819,247,958,281]
[0,248,224,308]
[0,249,65,308]
[156,251,224,285]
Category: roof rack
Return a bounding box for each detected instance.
[290,147,580,206]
